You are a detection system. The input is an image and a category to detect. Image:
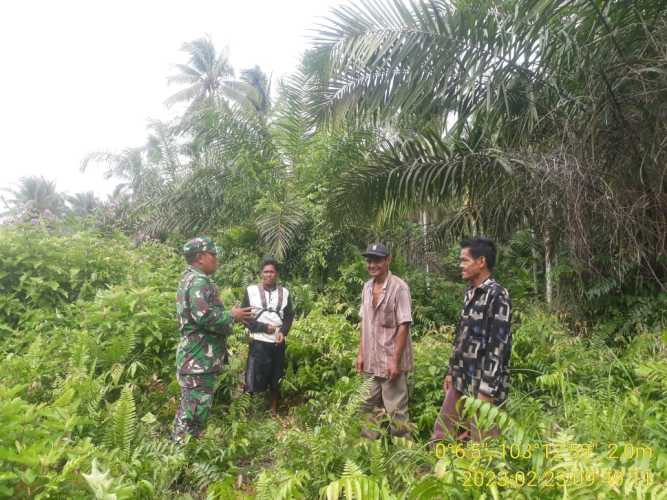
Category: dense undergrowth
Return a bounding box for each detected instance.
[1,226,666,499]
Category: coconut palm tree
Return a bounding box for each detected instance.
[138,68,324,257]
[165,35,235,118]
[67,191,99,216]
[236,65,272,117]
[2,176,65,218]
[81,146,164,204]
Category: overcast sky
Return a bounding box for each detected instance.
[0,0,342,198]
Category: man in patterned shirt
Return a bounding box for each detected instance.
[432,238,512,442]
[172,236,253,443]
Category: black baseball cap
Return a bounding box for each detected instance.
[362,243,390,258]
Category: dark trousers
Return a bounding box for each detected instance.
[244,340,285,394]
[432,387,500,442]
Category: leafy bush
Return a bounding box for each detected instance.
[0,383,96,498]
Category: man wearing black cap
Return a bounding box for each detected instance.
[356,243,413,438]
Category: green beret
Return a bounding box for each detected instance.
[182,236,218,256]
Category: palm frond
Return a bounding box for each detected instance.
[256,199,307,260]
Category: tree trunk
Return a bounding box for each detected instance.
[421,210,430,275]
[530,228,540,295]
[544,226,553,307]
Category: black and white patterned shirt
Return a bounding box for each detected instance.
[447,277,512,403]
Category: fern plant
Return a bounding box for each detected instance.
[320,460,394,500]
[635,361,667,391]
[254,470,310,500]
[104,385,136,459]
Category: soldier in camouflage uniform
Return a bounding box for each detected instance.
[172,236,253,443]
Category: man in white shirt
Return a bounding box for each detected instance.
[242,258,294,414]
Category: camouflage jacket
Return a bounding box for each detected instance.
[175,266,233,374]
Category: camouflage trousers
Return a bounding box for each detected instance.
[172,372,218,442]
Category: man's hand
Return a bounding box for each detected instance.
[443,374,452,393]
[387,359,401,381]
[266,324,277,334]
[275,331,285,344]
[355,352,364,373]
[231,306,254,322]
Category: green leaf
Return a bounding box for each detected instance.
[140,412,157,424]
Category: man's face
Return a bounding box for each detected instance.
[366,256,390,279]
[261,264,278,287]
[459,248,486,281]
[197,252,218,275]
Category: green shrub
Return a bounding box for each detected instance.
[1,227,666,498]
[0,227,141,326]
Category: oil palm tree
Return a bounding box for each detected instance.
[145,120,183,181]
[312,0,667,292]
